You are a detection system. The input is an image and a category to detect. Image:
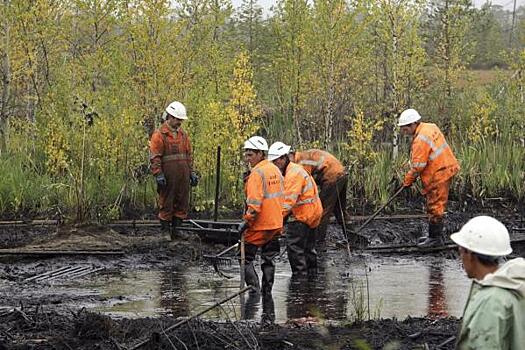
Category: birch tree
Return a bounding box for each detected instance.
[425,0,474,131]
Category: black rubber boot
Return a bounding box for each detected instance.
[261,239,280,296]
[287,222,308,276]
[261,262,275,296]
[417,222,444,248]
[305,229,318,274]
[160,219,171,232]
[170,217,186,240]
[244,262,261,293]
[261,293,275,326]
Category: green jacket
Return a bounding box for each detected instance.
[457,257,525,350]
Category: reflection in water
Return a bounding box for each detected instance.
[242,291,276,324]
[427,262,448,319]
[286,257,347,320]
[286,275,314,319]
[243,291,260,320]
[78,253,469,321]
[159,267,189,317]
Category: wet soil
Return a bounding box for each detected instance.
[0,202,523,349]
[0,307,459,350]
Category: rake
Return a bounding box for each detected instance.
[203,242,239,279]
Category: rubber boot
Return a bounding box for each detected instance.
[261,293,275,326]
[261,262,275,296]
[244,262,261,294]
[170,217,186,240]
[287,222,308,276]
[305,231,318,275]
[261,239,279,296]
[160,219,171,232]
[417,222,444,248]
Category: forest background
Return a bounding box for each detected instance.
[0,0,524,221]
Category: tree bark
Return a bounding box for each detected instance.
[0,0,11,153]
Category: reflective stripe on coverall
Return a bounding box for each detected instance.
[282,162,323,229]
[294,149,346,187]
[295,149,348,235]
[403,123,460,224]
[457,258,525,350]
[282,162,323,273]
[243,159,284,247]
[149,123,193,221]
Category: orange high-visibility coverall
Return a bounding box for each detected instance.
[150,123,193,221]
[282,161,323,273]
[294,150,348,242]
[282,162,323,228]
[243,159,284,246]
[403,123,460,224]
[294,150,346,187]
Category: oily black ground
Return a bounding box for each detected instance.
[0,201,523,350]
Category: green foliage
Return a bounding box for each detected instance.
[0,0,524,220]
[456,137,525,200]
[343,109,383,167]
[467,91,497,144]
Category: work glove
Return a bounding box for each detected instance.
[155,173,167,187]
[403,172,416,188]
[238,221,249,233]
[190,171,199,187]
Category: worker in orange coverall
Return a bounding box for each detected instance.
[289,149,348,243]
[398,108,460,247]
[268,141,323,276]
[150,101,199,240]
[238,136,284,298]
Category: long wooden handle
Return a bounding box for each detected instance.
[354,186,405,234]
[216,242,239,258]
[240,233,245,289]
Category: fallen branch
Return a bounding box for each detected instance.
[129,286,253,350]
[437,336,456,349]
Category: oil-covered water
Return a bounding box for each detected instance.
[70,253,470,322]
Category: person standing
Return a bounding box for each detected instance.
[451,216,525,349]
[149,101,199,239]
[289,149,348,243]
[398,108,460,247]
[268,142,322,276]
[239,136,284,297]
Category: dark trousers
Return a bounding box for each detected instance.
[287,221,317,274]
[316,173,348,242]
[244,238,280,295]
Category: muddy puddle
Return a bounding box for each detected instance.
[18,252,470,323]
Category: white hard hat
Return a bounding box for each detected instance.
[450,216,512,256]
[268,142,291,161]
[163,101,187,120]
[243,136,268,151]
[398,108,421,126]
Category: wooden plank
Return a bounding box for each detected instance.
[363,235,525,254]
[364,244,457,254]
[0,250,124,256]
[0,220,59,226]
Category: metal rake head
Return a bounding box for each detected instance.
[202,255,234,267]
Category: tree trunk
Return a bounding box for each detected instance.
[0,0,11,154]
[324,61,335,150]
